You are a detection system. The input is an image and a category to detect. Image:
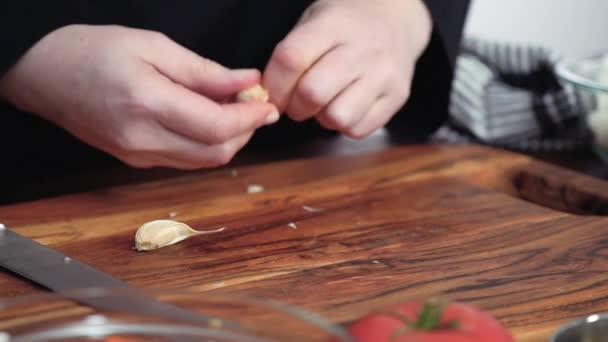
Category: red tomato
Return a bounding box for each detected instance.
[346,300,513,342]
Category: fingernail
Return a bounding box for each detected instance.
[265,111,280,125]
[232,69,259,81]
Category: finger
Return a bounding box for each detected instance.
[263,21,341,111]
[147,73,279,145]
[122,127,254,170]
[121,154,188,170]
[315,76,384,133]
[287,45,360,122]
[144,33,261,99]
[348,96,403,139]
[158,131,254,170]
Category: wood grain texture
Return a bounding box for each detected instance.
[1,143,608,341]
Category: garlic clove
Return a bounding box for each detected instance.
[236,84,270,103]
[135,220,225,251]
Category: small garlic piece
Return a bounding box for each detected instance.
[237,84,270,103]
[135,220,225,251]
[302,205,324,213]
[247,184,265,194]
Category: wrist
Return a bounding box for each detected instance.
[406,0,433,56]
[392,0,432,58]
[379,0,432,58]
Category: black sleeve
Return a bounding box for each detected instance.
[0,1,142,77]
[386,0,471,141]
[0,3,75,76]
[422,0,471,66]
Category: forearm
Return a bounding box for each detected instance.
[403,0,433,59]
[0,3,82,77]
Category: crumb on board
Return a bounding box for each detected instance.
[247,184,264,194]
[169,211,179,218]
[288,222,298,230]
[302,205,324,213]
[230,169,238,177]
[209,318,224,329]
[372,260,382,264]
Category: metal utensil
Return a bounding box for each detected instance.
[0,224,233,327]
[551,313,608,342]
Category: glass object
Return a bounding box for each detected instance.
[0,288,352,342]
[557,52,608,162]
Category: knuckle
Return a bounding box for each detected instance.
[362,37,390,60]
[210,144,237,167]
[190,57,215,77]
[197,58,212,75]
[273,41,308,72]
[296,79,326,107]
[346,128,371,140]
[326,107,356,131]
[121,155,154,169]
[368,45,388,60]
[394,82,411,103]
[113,122,159,154]
[148,30,170,43]
[115,130,143,153]
[207,121,235,145]
[119,85,154,115]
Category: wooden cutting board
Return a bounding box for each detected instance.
[1,144,608,341]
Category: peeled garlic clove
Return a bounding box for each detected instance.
[236,84,269,103]
[135,220,225,251]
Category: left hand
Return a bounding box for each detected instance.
[263,0,432,138]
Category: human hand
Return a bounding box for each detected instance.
[0,25,279,169]
[263,0,432,138]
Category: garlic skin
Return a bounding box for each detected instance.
[236,84,269,103]
[135,220,225,251]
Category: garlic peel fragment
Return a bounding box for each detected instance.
[302,205,324,213]
[135,220,225,251]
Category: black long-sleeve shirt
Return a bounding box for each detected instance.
[0,1,469,202]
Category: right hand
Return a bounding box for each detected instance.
[0,25,279,169]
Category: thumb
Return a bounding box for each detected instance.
[145,35,260,99]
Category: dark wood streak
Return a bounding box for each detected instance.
[2,144,608,341]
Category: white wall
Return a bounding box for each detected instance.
[464,0,608,58]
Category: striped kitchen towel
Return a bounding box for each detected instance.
[434,37,595,152]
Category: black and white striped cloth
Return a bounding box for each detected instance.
[433,37,595,152]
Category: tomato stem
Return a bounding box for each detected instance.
[385,298,461,340]
[413,298,447,330]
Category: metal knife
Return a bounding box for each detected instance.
[0,224,235,328]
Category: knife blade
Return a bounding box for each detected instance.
[0,224,235,328]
